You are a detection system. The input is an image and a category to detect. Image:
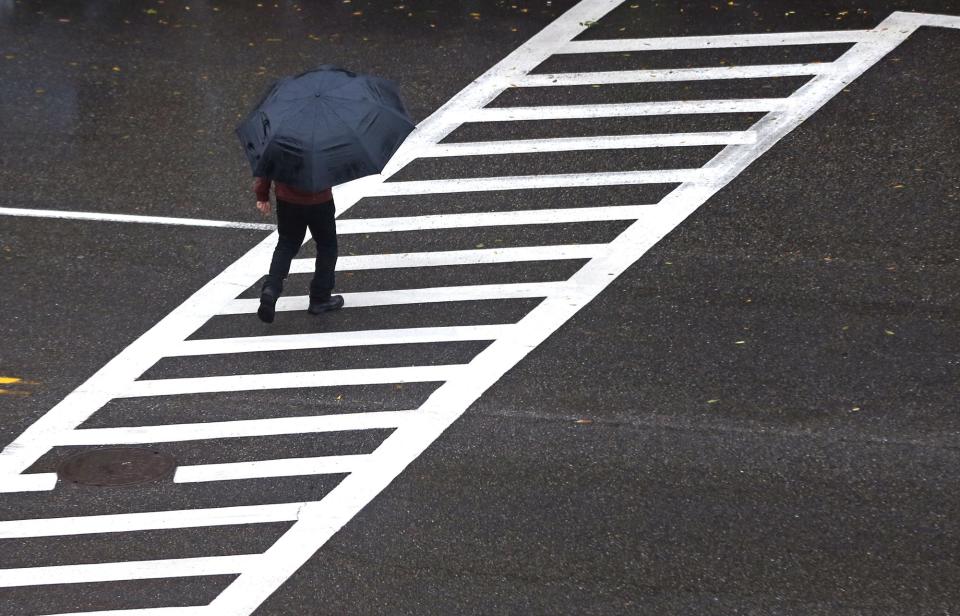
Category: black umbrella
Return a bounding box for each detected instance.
[236,66,415,192]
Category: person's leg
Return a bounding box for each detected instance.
[305,200,343,313]
[259,200,307,323]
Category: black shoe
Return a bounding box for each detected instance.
[258,277,283,323]
[257,289,279,323]
[308,294,344,315]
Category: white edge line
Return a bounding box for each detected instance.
[0,207,275,231]
[36,608,206,616]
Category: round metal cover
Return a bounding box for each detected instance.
[57,447,177,487]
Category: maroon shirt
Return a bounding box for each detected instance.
[253,177,333,205]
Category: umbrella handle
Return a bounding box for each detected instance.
[260,113,271,139]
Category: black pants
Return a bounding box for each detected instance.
[265,199,337,300]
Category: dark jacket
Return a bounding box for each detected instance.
[253,177,333,205]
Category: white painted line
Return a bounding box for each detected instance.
[0,503,304,539]
[904,11,960,27]
[0,554,258,588]
[43,608,207,616]
[0,472,58,493]
[457,98,791,122]
[174,454,369,483]
[170,325,511,356]
[219,281,565,315]
[0,206,275,231]
[336,204,658,234]
[557,29,872,53]
[368,169,708,197]
[57,410,418,446]
[290,244,604,273]
[514,63,830,86]
[120,365,467,398]
[418,132,754,158]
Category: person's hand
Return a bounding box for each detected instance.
[256,200,271,216]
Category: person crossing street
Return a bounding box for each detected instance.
[236,65,415,324]
[254,177,344,323]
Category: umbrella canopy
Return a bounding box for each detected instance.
[236,66,415,192]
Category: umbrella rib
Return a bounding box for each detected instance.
[324,94,414,128]
[253,96,318,178]
[310,96,323,191]
[318,78,359,99]
[318,98,381,170]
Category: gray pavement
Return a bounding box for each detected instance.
[1,1,959,614]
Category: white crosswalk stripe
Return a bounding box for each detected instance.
[0,555,259,588]
[334,204,659,232]
[218,281,565,314]
[121,365,467,398]
[513,63,833,86]
[288,244,605,272]
[455,98,791,121]
[1,3,957,614]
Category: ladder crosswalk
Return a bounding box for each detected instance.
[1,2,957,614]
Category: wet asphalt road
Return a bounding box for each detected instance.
[2,0,960,614]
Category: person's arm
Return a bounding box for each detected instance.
[253,177,271,215]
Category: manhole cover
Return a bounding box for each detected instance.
[57,447,177,487]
